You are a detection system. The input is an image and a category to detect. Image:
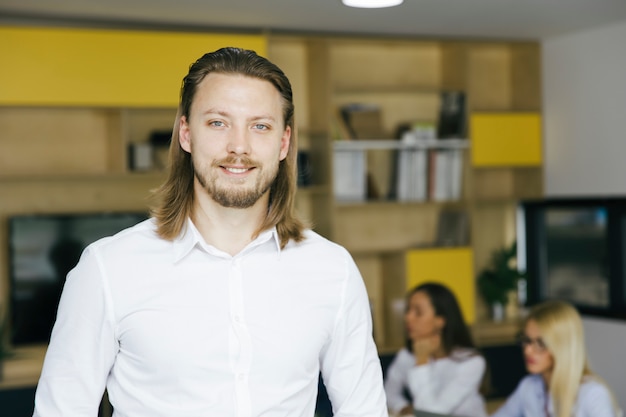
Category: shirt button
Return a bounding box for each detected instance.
[238,373,245,381]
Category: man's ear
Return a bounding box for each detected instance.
[279,125,291,161]
[179,115,191,153]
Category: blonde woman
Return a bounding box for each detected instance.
[491,300,621,417]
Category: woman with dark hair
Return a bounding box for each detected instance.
[385,282,488,417]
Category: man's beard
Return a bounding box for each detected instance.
[194,156,279,209]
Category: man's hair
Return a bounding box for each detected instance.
[150,47,306,248]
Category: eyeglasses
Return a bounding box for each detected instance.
[517,333,548,352]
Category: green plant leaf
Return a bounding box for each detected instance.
[476,241,526,306]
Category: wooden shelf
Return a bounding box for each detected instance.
[471,318,522,347]
[375,315,522,354]
[0,171,165,183]
[319,36,541,344]
[0,345,46,390]
[334,204,441,253]
[0,31,542,361]
[334,86,443,95]
[333,138,469,151]
[0,173,165,215]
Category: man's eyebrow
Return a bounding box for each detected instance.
[250,115,278,122]
[201,109,277,122]
[202,108,229,117]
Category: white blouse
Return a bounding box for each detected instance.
[385,347,487,417]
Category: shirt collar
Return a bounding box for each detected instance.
[171,217,282,262]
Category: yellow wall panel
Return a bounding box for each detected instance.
[0,26,266,107]
[470,112,542,167]
[405,247,476,324]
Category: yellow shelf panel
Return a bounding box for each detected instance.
[0,26,266,107]
[470,112,542,167]
[405,247,476,324]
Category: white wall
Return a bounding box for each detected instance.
[544,20,626,196]
[543,19,626,409]
[581,316,626,407]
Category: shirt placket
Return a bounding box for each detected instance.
[229,257,252,417]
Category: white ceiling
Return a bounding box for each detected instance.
[2,0,626,41]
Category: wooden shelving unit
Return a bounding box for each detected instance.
[269,34,543,352]
[0,30,542,395]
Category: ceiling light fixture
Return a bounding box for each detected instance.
[342,0,404,8]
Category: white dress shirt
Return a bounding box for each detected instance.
[33,218,388,417]
[384,348,487,417]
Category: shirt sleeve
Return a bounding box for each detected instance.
[319,256,389,417]
[33,246,117,417]
[384,349,413,414]
[489,376,528,417]
[407,353,485,413]
[577,380,620,417]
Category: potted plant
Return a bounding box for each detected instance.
[477,242,526,321]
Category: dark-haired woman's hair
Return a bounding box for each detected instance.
[406,282,491,396]
[405,282,475,354]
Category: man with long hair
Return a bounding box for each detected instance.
[33,47,387,417]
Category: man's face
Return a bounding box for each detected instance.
[179,72,291,208]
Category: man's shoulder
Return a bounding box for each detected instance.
[294,229,350,253]
[88,218,161,252]
[283,229,355,267]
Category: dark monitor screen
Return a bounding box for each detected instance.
[543,206,609,308]
[8,212,148,345]
[520,197,626,319]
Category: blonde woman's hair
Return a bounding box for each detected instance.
[526,300,619,417]
[150,47,306,248]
